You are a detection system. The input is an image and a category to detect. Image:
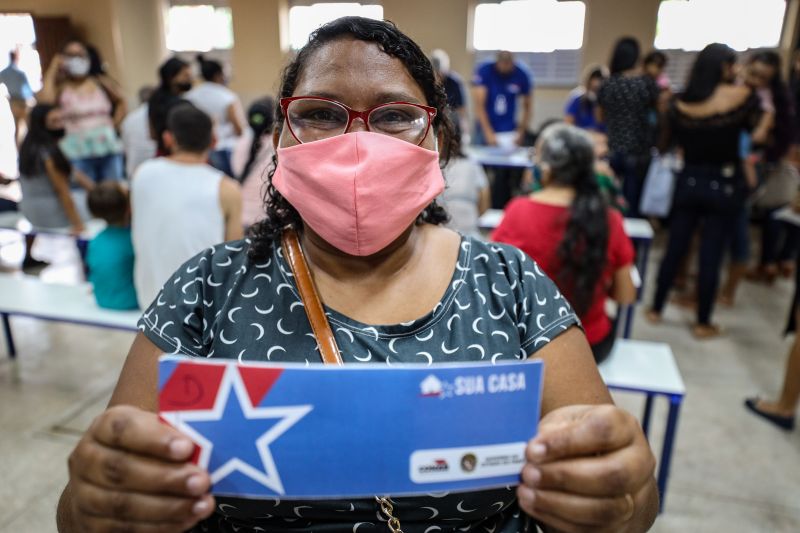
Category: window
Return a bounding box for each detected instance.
[0,13,41,93]
[655,0,787,51]
[472,1,586,87]
[166,5,234,52]
[288,2,383,50]
[472,0,586,53]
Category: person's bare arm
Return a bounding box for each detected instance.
[743,158,759,190]
[478,186,491,215]
[534,328,611,411]
[657,89,671,115]
[97,75,128,129]
[563,113,576,125]
[44,158,84,234]
[472,85,496,146]
[227,101,246,137]
[56,334,215,532]
[73,169,96,191]
[37,55,63,103]
[751,110,774,145]
[516,92,532,145]
[520,328,659,532]
[219,176,244,241]
[610,265,637,305]
[595,104,605,125]
[521,167,534,190]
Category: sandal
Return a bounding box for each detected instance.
[717,292,735,307]
[744,398,795,431]
[644,310,662,324]
[692,323,723,339]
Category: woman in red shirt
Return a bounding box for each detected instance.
[493,123,637,362]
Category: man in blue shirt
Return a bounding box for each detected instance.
[0,50,34,145]
[472,51,533,208]
[472,51,533,147]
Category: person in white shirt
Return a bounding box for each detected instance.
[439,122,491,237]
[184,55,245,177]
[131,102,242,308]
[120,86,157,178]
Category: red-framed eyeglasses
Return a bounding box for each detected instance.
[280,96,437,146]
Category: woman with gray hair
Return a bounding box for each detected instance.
[493,123,637,362]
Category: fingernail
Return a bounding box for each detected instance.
[530,443,546,460]
[518,486,535,505]
[193,499,210,515]
[186,474,205,495]
[527,467,541,485]
[170,438,193,458]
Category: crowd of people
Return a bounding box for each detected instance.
[0,41,263,312]
[0,15,798,532]
[438,39,800,432]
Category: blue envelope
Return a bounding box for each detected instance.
[159,356,543,498]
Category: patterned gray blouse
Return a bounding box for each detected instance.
[139,234,580,533]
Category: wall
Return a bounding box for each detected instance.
[382,0,661,130]
[4,0,798,128]
[383,0,474,86]
[227,0,287,106]
[0,0,123,82]
[581,0,661,72]
[112,0,168,106]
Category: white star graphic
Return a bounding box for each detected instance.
[161,365,312,495]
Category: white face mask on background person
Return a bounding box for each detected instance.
[64,56,91,78]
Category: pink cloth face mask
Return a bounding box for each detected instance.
[273,131,445,256]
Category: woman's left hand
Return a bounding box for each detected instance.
[517,404,658,533]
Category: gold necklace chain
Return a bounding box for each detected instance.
[375,496,404,533]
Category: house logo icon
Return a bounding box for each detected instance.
[420,375,444,397]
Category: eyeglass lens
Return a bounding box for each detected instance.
[286,98,429,144]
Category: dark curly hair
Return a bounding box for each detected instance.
[248,16,455,262]
[539,123,609,316]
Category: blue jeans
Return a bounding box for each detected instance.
[729,207,751,264]
[609,152,651,218]
[653,164,747,324]
[71,153,125,183]
[208,149,234,177]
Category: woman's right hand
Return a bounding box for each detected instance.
[46,54,64,77]
[64,405,215,532]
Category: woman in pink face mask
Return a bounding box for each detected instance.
[57,17,658,533]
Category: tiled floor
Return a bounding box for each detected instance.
[0,232,799,532]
